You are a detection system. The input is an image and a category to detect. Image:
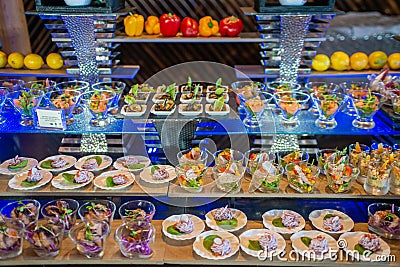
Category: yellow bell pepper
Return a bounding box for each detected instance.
[199,16,219,37]
[124,13,144,37]
[145,16,160,35]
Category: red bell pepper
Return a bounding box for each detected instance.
[160,13,181,37]
[219,16,244,37]
[180,17,199,37]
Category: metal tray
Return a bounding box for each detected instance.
[260,50,316,58]
[64,59,120,67]
[66,68,113,75]
[264,67,311,75]
[259,41,322,50]
[51,32,115,38]
[261,59,312,67]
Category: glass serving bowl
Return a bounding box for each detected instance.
[80,89,116,127]
[214,149,245,166]
[277,150,309,170]
[0,217,25,259]
[47,88,82,125]
[78,200,116,227]
[273,91,310,128]
[286,162,320,193]
[231,81,265,114]
[6,89,44,126]
[339,81,370,117]
[0,88,7,124]
[212,161,245,194]
[305,82,339,116]
[41,199,80,238]
[325,163,359,193]
[244,148,275,175]
[242,91,273,128]
[349,90,386,130]
[0,199,40,231]
[176,163,206,193]
[25,219,64,257]
[118,200,156,229]
[69,220,110,258]
[115,223,155,258]
[266,81,301,94]
[311,88,348,129]
[252,162,283,193]
[92,81,126,115]
[56,80,89,115]
[177,147,208,166]
[368,203,400,240]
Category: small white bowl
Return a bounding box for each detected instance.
[64,0,92,7]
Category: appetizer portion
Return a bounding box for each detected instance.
[207,78,228,93]
[176,163,205,193]
[291,231,338,260]
[166,215,194,235]
[64,170,92,184]
[75,155,112,172]
[79,201,115,225]
[214,148,244,165]
[52,170,94,190]
[162,214,205,241]
[239,229,286,258]
[368,203,400,237]
[113,155,150,172]
[262,209,305,235]
[213,162,244,193]
[38,155,76,172]
[286,162,319,193]
[94,170,135,190]
[152,166,169,180]
[7,155,28,170]
[252,161,282,193]
[357,233,381,253]
[42,199,79,232]
[302,235,329,255]
[0,218,25,259]
[26,220,63,257]
[115,223,154,258]
[205,96,230,115]
[208,236,231,256]
[193,230,239,260]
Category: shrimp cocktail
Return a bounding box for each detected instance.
[350,89,385,129]
[231,81,265,115]
[7,89,44,126]
[80,89,115,127]
[273,91,310,128]
[92,81,126,115]
[48,88,81,125]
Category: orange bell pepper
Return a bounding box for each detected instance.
[145,16,160,35]
[199,16,219,37]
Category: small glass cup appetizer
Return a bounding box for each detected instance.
[242,92,273,128]
[0,199,40,231]
[325,161,359,193]
[266,81,301,94]
[390,161,400,195]
[0,217,25,259]
[214,148,245,165]
[231,81,265,114]
[349,90,386,130]
[244,148,275,175]
[316,148,337,174]
[0,79,24,91]
[273,91,310,128]
[286,162,320,193]
[367,203,400,239]
[115,223,155,258]
[339,81,370,117]
[47,87,81,125]
[25,219,64,257]
[304,82,339,115]
[7,89,44,126]
[311,88,348,129]
[370,143,392,162]
[252,161,283,193]
[92,81,126,115]
[176,163,206,193]
[56,80,89,115]
[177,147,208,165]
[118,200,156,229]
[80,89,116,127]
[277,150,309,170]
[364,160,392,195]
[78,200,116,226]
[0,88,8,124]
[69,220,110,258]
[348,142,370,169]
[213,161,245,194]
[24,79,56,93]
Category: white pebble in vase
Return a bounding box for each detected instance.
[279,0,307,6]
[64,0,92,6]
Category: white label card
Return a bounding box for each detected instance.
[35,108,66,130]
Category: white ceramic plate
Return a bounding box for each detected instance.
[205,208,247,232]
[94,170,134,190]
[338,232,391,262]
[239,229,286,258]
[120,105,147,117]
[291,230,338,260]
[162,214,205,240]
[75,155,112,172]
[150,104,176,116]
[178,104,203,116]
[206,93,229,103]
[0,157,38,175]
[152,93,176,104]
[262,210,306,236]
[206,85,229,93]
[113,155,151,172]
[205,104,230,116]
[139,165,177,184]
[37,155,76,172]
[193,230,239,260]
[8,170,52,190]
[309,209,354,235]
[179,95,202,104]
[52,170,94,190]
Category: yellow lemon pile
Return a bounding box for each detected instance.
[0,51,64,70]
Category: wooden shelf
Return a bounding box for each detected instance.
[0,65,140,79]
[1,220,398,266]
[235,65,400,79]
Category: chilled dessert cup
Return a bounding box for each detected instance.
[78,200,116,227]
[311,89,348,129]
[325,163,360,193]
[244,148,276,175]
[339,81,370,117]
[0,217,25,259]
[25,219,64,257]
[0,88,7,124]
[7,89,44,126]
[176,163,206,193]
[214,149,245,165]
[212,162,245,194]
[286,162,320,193]
[367,203,400,239]
[231,81,265,114]
[273,91,310,128]
[41,199,80,238]
[80,89,116,127]
[47,88,81,125]
[349,90,386,130]
[118,200,156,229]
[177,148,208,166]
[69,220,110,258]
[252,162,283,193]
[114,223,155,258]
[390,160,400,195]
[92,81,126,115]
[364,160,392,195]
[0,199,40,231]
[56,80,89,115]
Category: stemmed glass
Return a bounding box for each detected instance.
[6,89,44,126]
[349,89,386,129]
[273,91,310,128]
[311,87,348,129]
[242,91,273,128]
[266,81,301,94]
[305,82,339,115]
[339,81,370,117]
[0,88,8,124]
[231,81,265,114]
[92,81,126,115]
[47,87,82,125]
[0,79,24,91]
[56,81,89,115]
[80,89,115,127]
[24,79,57,92]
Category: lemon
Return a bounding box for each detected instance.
[46,53,64,70]
[350,52,369,71]
[8,52,24,69]
[388,53,400,70]
[0,51,7,68]
[24,54,44,70]
[312,54,330,71]
[330,51,350,71]
[368,51,387,70]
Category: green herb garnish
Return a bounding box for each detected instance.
[21,179,39,187]
[151,165,160,175]
[301,236,312,247]
[323,214,334,220]
[354,244,373,256]
[215,218,238,229]
[272,217,285,227]
[106,176,116,187]
[127,163,145,169]
[248,240,263,251]
[40,160,54,169]
[203,235,221,251]
[166,225,184,235]
[8,159,28,170]
[62,173,76,183]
